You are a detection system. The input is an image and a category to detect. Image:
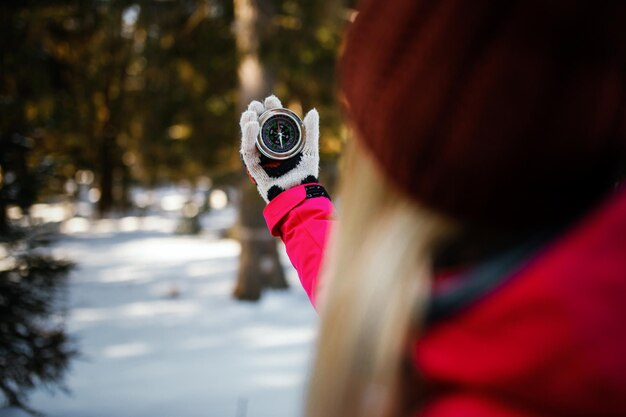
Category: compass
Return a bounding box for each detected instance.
[257,108,305,160]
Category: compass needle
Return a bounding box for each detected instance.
[277,122,284,147]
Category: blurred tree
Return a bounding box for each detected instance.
[1,0,239,217]
[0,249,75,415]
[0,133,76,414]
[233,0,288,300]
[232,0,351,301]
[0,135,37,235]
[259,0,350,170]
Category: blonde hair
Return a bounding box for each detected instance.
[305,142,456,417]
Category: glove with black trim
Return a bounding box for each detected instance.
[240,95,320,203]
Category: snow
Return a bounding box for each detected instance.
[1,210,318,417]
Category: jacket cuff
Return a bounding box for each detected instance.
[263,183,326,236]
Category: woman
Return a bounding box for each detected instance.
[240,1,626,416]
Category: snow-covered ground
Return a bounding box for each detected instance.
[2,208,318,417]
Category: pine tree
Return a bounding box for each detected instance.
[0,133,76,415]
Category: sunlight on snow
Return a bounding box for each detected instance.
[185,261,236,278]
[238,325,316,349]
[61,215,180,235]
[72,300,202,326]
[102,342,152,359]
[97,265,154,283]
[110,237,240,263]
[250,372,303,389]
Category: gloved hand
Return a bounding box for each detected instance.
[240,95,320,203]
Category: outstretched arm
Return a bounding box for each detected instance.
[239,95,334,307]
[264,184,333,307]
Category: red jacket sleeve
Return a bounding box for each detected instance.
[263,184,334,307]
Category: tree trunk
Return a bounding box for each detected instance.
[0,200,8,236]
[97,130,115,217]
[232,0,288,301]
[96,14,131,218]
[233,180,288,300]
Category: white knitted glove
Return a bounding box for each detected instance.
[240,95,320,203]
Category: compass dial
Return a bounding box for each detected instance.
[257,109,304,160]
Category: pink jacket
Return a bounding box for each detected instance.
[263,183,626,417]
[264,183,333,305]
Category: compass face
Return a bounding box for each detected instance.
[257,109,304,160]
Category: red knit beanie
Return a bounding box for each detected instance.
[341,0,626,230]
